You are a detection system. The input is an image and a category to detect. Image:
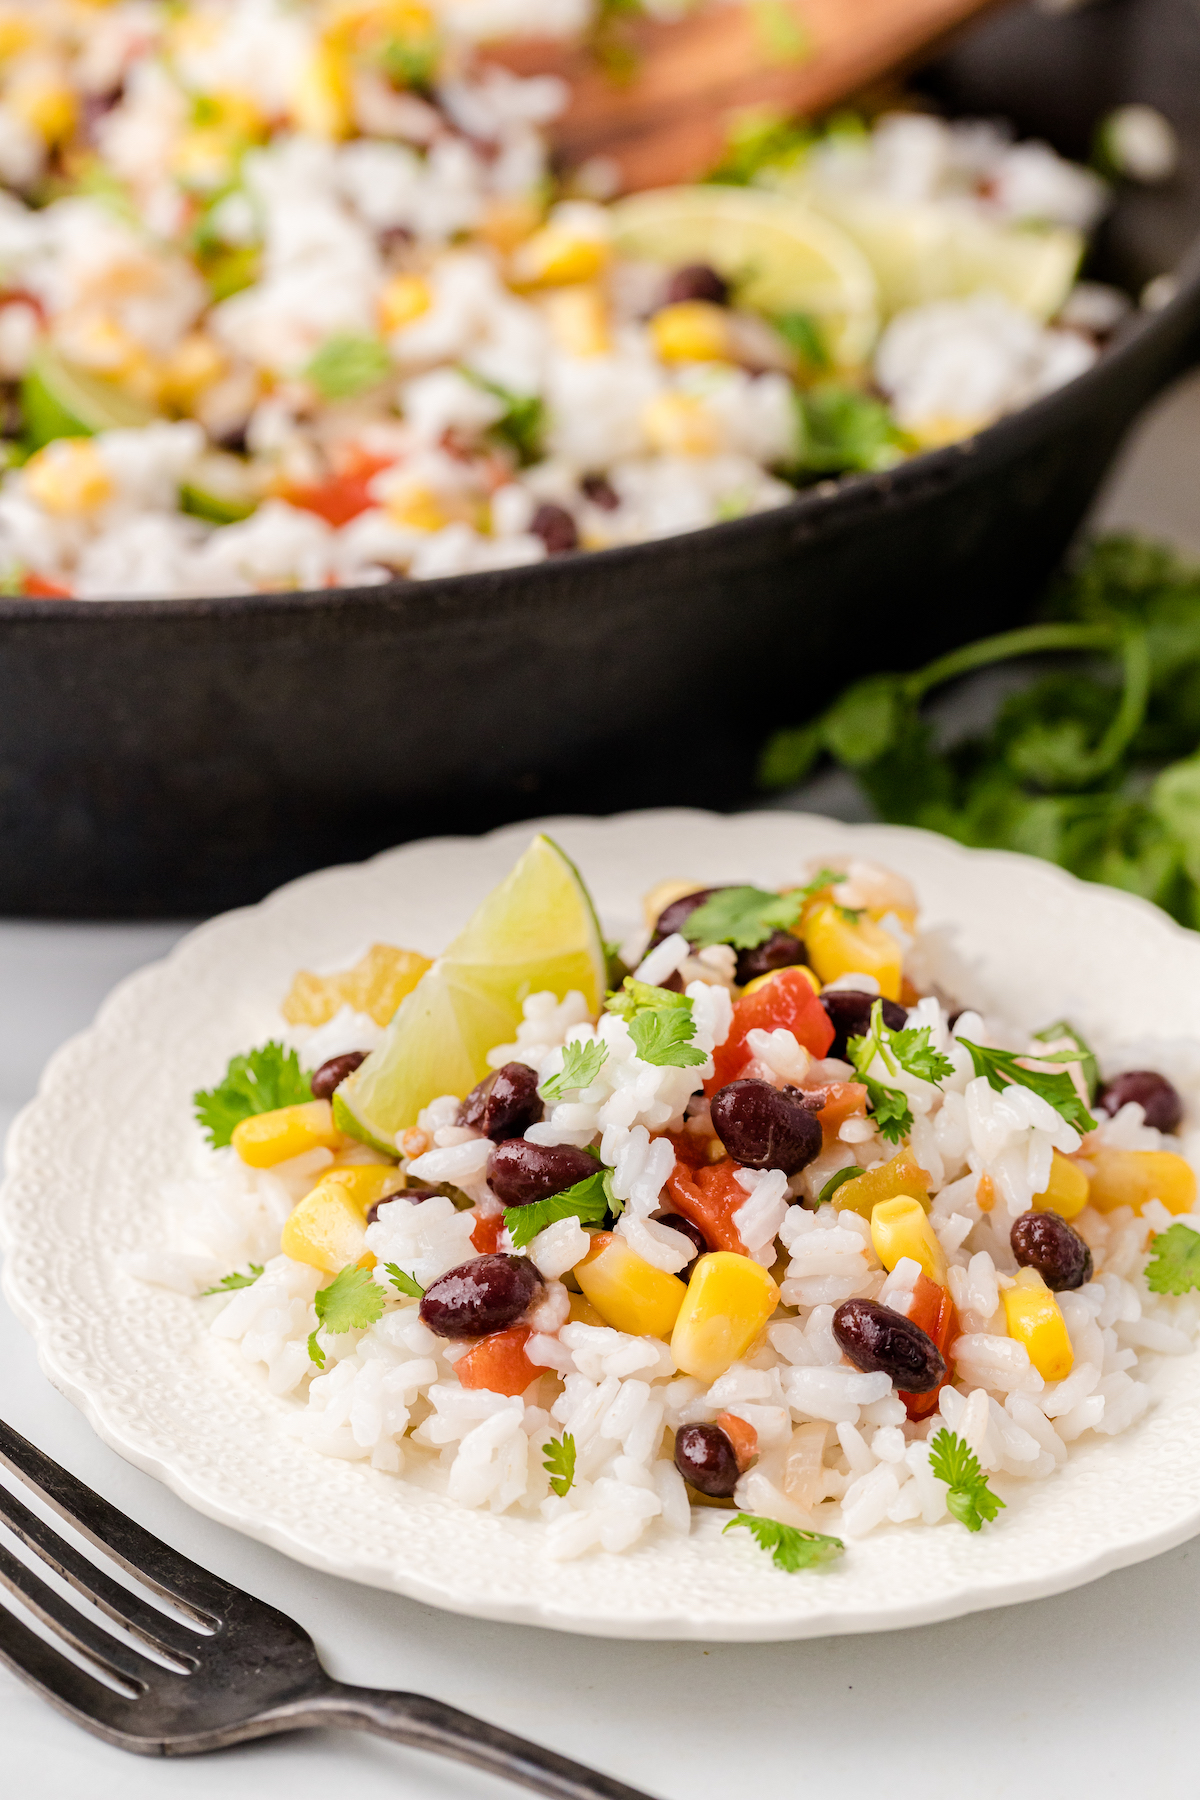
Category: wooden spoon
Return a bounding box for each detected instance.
[494,0,1005,191]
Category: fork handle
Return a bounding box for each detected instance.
[309,1683,657,1800]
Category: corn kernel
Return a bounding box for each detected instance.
[641,392,721,457]
[641,878,704,929]
[24,440,113,516]
[870,1195,946,1286]
[282,1178,370,1274]
[567,1291,606,1328]
[543,285,611,357]
[321,1164,403,1213]
[576,1233,687,1340]
[907,414,987,450]
[378,273,431,334]
[232,1099,340,1167]
[478,195,543,254]
[512,227,609,287]
[1001,1267,1074,1380]
[158,331,227,410]
[1032,1149,1090,1221]
[9,74,77,145]
[804,901,903,1000]
[670,1251,779,1382]
[741,965,820,997]
[834,1149,931,1218]
[1085,1147,1197,1215]
[290,43,352,138]
[282,943,432,1028]
[0,15,36,60]
[649,301,733,364]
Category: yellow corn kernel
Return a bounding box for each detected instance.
[171,128,241,191]
[1032,1150,1090,1221]
[290,43,352,138]
[8,74,77,145]
[232,1099,340,1168]
[1085,1147,1197,1216]
[870,1195,947,1286]
[282,943,432,1028]
[158,331,228,411]
[1001,1267,1074,1380]
[641,878,704,929]
[907,414,988,450]
[670,1251,779,1382]
[567,1291,606,1328]
[0,15,36,60]
[24,440,113,516]
[576,1233,687,1340]
[649,301,733,365]
[543,285,611,357]
[834,1149,931,1218]
[319,1164,403,1214]
[741,965,821,998]
[804,901,903,1000]
[282,1182,369,1274]
[512,227,609,287]
[386,482,451,532]
[478,194,543,254]
[640,392,721,457]
[379,274,431,335]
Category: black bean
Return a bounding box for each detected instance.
[459,1062,544,1141]
[820,989,908,1061]
[710,1078,822,1175]
[735,929,807,986]
[833,1298,945,1392]
[580,472,620,511]
[365,1187,439,1226]
[674,1422,739,1496]
[655,1211,708,1269]
[530,502,578,555]
[665,263,730,306]
[487,1139,599,1208]
[648,885,727,950]
[419,1254,543,1338]
[310,1050,367,1100]
[1096,1069,1183,1134]
[1011,1211,1093,1291]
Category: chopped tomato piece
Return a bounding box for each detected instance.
[803,1080,869,1147]
[455,1325,551,1397]
[707,967,834,1094]
[715,1410,758,1472]
[22,573,72,599]
[470,1211,505,1254]
[664,1129,721,1169]
[898,1272,959,1420]
[665,1156,748,1254]
[282,449,394,527]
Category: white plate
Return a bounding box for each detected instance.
[4,808,1200,1642]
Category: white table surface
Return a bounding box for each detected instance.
[3,373,1200,1800]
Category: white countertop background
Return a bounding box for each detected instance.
[3,371,1199,1800]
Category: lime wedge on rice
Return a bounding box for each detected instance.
[609,185,880,369]
[336,834,606,1145]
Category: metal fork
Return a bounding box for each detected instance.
[0,1418,655,1799]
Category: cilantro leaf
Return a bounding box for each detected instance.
[542,1039,608,1100]
[928,1428,1006,1532]
[816,1167,859,1206]
[956,1038,1097,1135]
[605,977,691,1018]
[723,1513,845,1572]
[200,1264,264,1295]
[194,1042,312,1148]
[308,1263,386,1365]
[628,1005,707,1069]
[504,1170,612,1250]
[305,333,390,399]
[846,999,928,1141]
[464,370,545,465]
[1033,1020,1100,1103]
[889,1026,956,1085]
[860,1075,913,1144]
[685,870,841,949]
[1145,1222,1200,1295]
[543,1432,576,1497]
[385,1262,425,1299]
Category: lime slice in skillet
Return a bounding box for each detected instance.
[336,834,607,1145]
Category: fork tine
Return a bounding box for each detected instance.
[0,1592,142,1742]
[0,1484,199,1667]
[0,1420,227,1623]
[0,1540,152,1688]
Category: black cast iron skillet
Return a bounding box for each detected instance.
[4,0,1200,916]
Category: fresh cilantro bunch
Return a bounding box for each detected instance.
[605,979,707,1069]
[1145,1222,1200,1295]
[542,1039,608,1100]
[957,1039,1096,1135]
[759,535,1200,932]
[723,1513,845,1572]
[194,1042,313,1148]
[543,1433,576,1496]
[929,1428,1006,1531]
[504,1166,617,1250]
[308,1264,385,1369]
[684,869,840,950]
[846,998,955,1144]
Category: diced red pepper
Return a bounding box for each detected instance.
[707,967,834,1094]
[470,1211,505,1254]
[454,1325,552,1397]
[802,1080,869,1147]
[715,1410,758,1473]
[664,1129,720,1170]
[21,573,72,599]
[665,1156,749,1254]
[898,1272,959,1421]
[282,449,395,527]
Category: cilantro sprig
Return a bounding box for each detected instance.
[201,1264,264,1295]
[957,1039,1097,1135]
[605,979,707,1069]
[928,1428,1006,1532]
[684,869,841,951]
[543,1433,577,1497]
[385,1263,425,1299]
[194,1042,313,1148]
[308,1263,386,1369]
[542,1039,608,1100]
[723,1513,845,1572]
[1033,1020,1100,1103]
[504,1168,616,1250]
[846,999,954,1144]
[1145,1222,1200,1295]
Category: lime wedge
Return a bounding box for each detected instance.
[21,348,159,450]
[609,185,880,369]
[338,835,606,1143]
[774,182,1083,322]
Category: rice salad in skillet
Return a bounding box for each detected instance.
[0,1,1139,596]
[137,836,1200,1568]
